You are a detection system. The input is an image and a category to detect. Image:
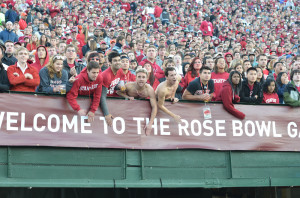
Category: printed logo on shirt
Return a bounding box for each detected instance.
[213,79,226,84]
[50,80,63,85]
[195,90,204,95]
[108,78,120,94]
[266,98,277,103]
[79,84,99,91]
[250,90,253,97]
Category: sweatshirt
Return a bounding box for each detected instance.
[7,62,40,92]
[262,92,279,104]
[66,67,103,113]
[38,66,68,94]
[31,46,50,73]
[219,81,245,119]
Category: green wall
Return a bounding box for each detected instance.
[0,147,300,188]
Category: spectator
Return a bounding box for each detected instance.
[26,34,39,52]
[283,69,300,106]
[217,71,245,120]
[156,67,181,123]
[240,67,263,104]
[268,62,287,81]
[0,44,10,92]
[67,61,103,123]
[143,62,160,91]
[182,66,214,102]
[211,57,229,100]
[183,57,202,87]
[63,44,85,79]
[116,68,157,135]
[112,36,125,54]
[140,45,163,74]
[0,21,18,43]
[100,51,123,126]
[5,5,18,23]
[119,54,136,83]
[2,40,17,66]
[38,55,68,94]
[200,17,213,37]
[262,79,279,104]
[7,47,40,92]
[276,72,289,104]
[32,45,50,72]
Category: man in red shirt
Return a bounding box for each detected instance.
[100,51,125,126]
[7,47,40,92]
[19,13,28,30]
[67,61,103,123]
[140,45,163,74]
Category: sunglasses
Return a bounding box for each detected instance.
[53,55,64,60]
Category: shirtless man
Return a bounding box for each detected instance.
[155,67,181,122]
[116,68,157,135]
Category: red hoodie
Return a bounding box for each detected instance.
[200,20,213,36]
[31,46,50,73]
[224,52,233,67]
[139,59,163,74]
[66,67,103,113]
[217,81,245,119]
[7,62,40,92]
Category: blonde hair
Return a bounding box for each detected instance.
[230,59,244,68]
[136,68,148,76]
[46,55,63,79]
[15,47,29,55]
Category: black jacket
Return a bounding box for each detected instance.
[239,80,263,104]
[1,54,17,66]
[0,67,10,92]
[63,60,85,79]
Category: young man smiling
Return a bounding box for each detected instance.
[116,68,157,135]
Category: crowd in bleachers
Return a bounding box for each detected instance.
[0,0,300,121]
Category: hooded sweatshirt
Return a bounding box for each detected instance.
[224,52,233,67]
[66,67,103,113]
[218,81,245,119]
[217,80,245,120]
[32,46,50,73]
[140,59,163,74]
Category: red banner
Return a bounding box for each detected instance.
[0,93,299,151]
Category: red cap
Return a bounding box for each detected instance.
[100,41,106,45]
[66,39,73,44]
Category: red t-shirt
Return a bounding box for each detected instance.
[262,92,279,104]
[69,63,75,68]
[101,67,125,97]
[211,72,229,101]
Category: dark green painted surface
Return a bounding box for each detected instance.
[0,147,300,188]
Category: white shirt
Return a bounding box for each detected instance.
[17,62,28,74]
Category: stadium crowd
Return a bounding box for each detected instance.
[0,0,299,123]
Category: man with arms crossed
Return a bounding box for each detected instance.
[116,68,157,135]
[155,67,181,123]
